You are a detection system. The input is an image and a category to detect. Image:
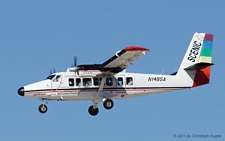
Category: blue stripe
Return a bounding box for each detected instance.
[202,41,213,49]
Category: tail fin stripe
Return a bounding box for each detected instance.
[202,41,213,48]
[204,34,214,41]
[199,57,212,63]
[199,34,213,63]
[200,48,212,57]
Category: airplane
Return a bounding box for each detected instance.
[18,32,214,116]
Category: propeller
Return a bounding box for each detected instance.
[70,55,79,75]
[49,67,56,75]
[74,55,77,67]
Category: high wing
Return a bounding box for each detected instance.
[102,46,150,71]
[77,46,149,74]
[94,46,149,99]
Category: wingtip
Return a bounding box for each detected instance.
[124,46,149,51]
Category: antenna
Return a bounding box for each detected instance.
[160,70,164,75]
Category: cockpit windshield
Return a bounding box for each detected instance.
[46,75,56,80]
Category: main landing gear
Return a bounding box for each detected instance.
[103,99,114,110]
[88,99,114,116]
[88,105,99,116]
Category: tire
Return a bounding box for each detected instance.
[38,104,48,114]
[103,99,114,110]
[88,105,99,116]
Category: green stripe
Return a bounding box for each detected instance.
[200,48,212,57]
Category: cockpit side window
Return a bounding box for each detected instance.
[53,75,61,82]
[46,75,56,80]
[51,75,61,82]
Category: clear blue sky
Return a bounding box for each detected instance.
[0,1,224,140]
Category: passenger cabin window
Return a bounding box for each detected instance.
[126,77,133,85]
[76,78,81,86]
[106,77,112,86]
[93,78,102,86]
[93,78,113,86]
[69,78,74,86]
[94,78,99,86]
[117,77,123,86]
[83,78,92,86]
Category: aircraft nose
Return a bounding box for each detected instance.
[18,87,24,96]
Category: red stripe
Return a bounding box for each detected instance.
[24,87,185,95]
[124,46,149,51]
[204,34,213,41]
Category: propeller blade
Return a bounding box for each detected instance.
[49,67,56,75]
[74,55,77,67]
[49,68,52,75]
[53,67,56,73]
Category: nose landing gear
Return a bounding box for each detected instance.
[38,104,48,113]
[38,99,48,114]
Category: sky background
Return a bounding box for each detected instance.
[0,1,224,140]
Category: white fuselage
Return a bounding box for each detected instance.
[23,70,192,102]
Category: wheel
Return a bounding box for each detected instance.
[38,104,48,114]
[88,105,99,116]
[103,99,114,110]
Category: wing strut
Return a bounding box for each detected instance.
[98,76,106,92]
[92,76,107,102]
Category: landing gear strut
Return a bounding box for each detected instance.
[38,104,48,113]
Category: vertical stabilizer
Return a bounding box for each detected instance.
[177,32,214,87]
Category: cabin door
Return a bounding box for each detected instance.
[116,76,126,93]
[51,75,62,90]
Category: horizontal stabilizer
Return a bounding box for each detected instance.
[184,62,214,70]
